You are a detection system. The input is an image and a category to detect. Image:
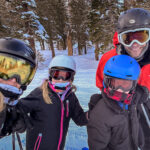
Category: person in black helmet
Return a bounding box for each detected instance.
[94,8,150,150]
[0,37,36,134]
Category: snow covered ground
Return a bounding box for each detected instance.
[0,47,101,150]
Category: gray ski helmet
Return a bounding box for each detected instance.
[117,8,150,33]
[49,55,76,72]
[0,37,36,66]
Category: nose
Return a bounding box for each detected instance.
[132,41,139,45]
[130,41,141,48]
[8,78,21,88]
[59,78,64,82]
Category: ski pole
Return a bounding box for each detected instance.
[16,132,23,150]
[141,104,150,128]
[12,132,15,150]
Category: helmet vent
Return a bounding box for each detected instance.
[107,70,111,73]
[126,75,132,77]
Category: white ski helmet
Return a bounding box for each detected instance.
[49,55,76,72]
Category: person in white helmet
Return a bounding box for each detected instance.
[15,55,88,150]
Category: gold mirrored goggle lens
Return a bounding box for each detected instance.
[121,30,149,45]
[0,54,35,85]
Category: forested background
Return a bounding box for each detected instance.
[0,0,149,60]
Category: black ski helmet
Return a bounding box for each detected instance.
[0,37,37,90]
[0,37,36,66]
[117,8,150,33]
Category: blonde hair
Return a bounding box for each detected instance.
[0,92,5,112]
[40,79,77,104]
[40,79,52,104]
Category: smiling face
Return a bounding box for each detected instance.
[125,42,147,58]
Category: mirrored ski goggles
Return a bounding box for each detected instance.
[50,69,74,81]
[118,28,150,47]
[0,53,36,86]
[104,76,136,92]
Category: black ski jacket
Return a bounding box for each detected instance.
[87,85,147,150]
[17,87,88,150]
[0,109,6,129]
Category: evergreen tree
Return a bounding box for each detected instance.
[69,0,89,55]
[0,0,40,51]
[54,0,68,50]
[88,0,122,59]
[35,0,58,57]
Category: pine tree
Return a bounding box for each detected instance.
[54,0,68,50]
[69,0,89,55]
[88,0,122,60]
[0,0,41,51]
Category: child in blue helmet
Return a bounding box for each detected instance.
[87,55,148,150]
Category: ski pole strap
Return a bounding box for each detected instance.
[16,132,23,150]
[12,133,15,150]
[141,103,150,128]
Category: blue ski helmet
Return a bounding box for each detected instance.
[104,55,140,80]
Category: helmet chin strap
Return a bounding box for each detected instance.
[0,83,23,100]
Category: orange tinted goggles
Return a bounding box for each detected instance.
[119,28,150,47]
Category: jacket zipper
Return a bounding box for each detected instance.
[66,100,69,117]
[34,133,42,150]
[57,98,64,150]
[128,109,137,150]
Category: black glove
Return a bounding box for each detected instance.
[0,106,17,137]
[0,105,26,138]
[12,115,26,133]
[0,108,6,129]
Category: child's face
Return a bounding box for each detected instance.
[51,71,71,93]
